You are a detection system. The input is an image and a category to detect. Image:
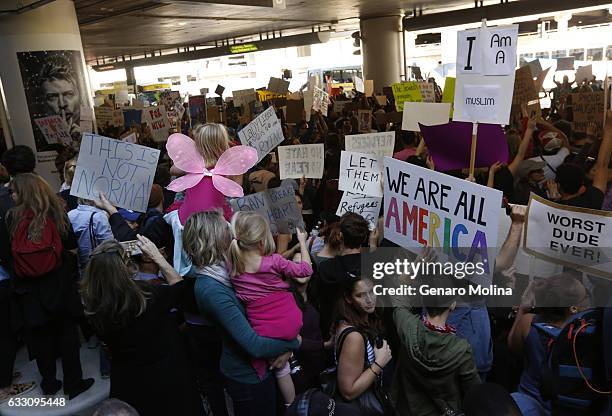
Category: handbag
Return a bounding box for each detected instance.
[320,327,395,416]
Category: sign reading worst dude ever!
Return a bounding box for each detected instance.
[238,106,284,162]
[71,134,160,212]
[524,194,612,279]
[383,157,502,274]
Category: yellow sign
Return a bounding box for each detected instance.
[442,77,456,116]
[257,90,286,102]
[391,82,422,112]
[143,83,172,92]
[230,44,258,54]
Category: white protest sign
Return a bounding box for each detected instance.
[94,106,114,130]
[122,132,137,144]
[71,133,160,212]
[143,105,170,142]
[337,192,382,229]
[575,65,593,83]
[402,102,451,132]
[355,76,365,93]
[482,26,519,76]
[277,144,324,179]
[457,28,482,75]
[418,82,436,103]
[34,115,72,145]
[357,110,372,133]
[230,185,305,235]
[524,194,612,279]
[233,89,257,107]
[345,131,395,163]
[384,157,502,275]
[238,105,284,162]
[461,84,501,122]
[268,77,290,95]
[312,87,329,115]
[339,151,382,197]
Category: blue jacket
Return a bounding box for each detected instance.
[68,205,114,271]
[193,273,299,384]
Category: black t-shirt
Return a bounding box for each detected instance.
[561,186,604,210]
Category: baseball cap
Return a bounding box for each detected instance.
[117,208,141,222]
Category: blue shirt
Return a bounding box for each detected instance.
[68,205,114,271]
[193,273,299,384]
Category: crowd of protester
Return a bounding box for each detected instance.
[0,75,611,416]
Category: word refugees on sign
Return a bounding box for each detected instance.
[336,192,382,229]
[383,157,502,275]
[339,151,382,197]
[277,144,324,179]
[71,134,160,212]
[230,185,305,235]
[524,194,612,279]
[238,106,284,162]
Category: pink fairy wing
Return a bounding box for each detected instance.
[167,173,205,192]
[166,133,205,174]
[212,175,245,198]
[212,145,258,176]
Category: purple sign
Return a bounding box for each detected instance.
[419,121,509,172]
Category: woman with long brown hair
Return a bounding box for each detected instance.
[6,173,93,399]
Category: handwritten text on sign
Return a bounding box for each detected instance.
[336,192,382,230]
[70,134,160,212]
[339,151,382,197]
[230,185,305,235]
[238,106,284,162]
[524,194,612,279]
[344,131,395,163]
[277,144,324,179]
[572,91,604,134]
[383,157,502,274]
[144,105,170,142]
[35,116,72,145]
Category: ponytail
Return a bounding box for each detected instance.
[229,238,244,277]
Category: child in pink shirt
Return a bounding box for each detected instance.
[229,211,312,406]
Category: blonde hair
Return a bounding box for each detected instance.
[193,123,230,168]
[229,211,275,276]
[183,210,231,268]
[63,157,77,187]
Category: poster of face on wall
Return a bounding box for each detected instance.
[16,50,89,151]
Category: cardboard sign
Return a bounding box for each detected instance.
[510,66,541,126]
[401,102,451,132]
[312,87,329,115]
[339,151,382,197]
[71,133,160,212]
[524,59,543,78]
[374,95,387,106]
[345,131,395,163]
[336,192,382,229]
[391,82,422,112]
[238,105,284,162]
[277,144,324,179]
[143,105,171,142]
[575,65,593,83]
[524,194,612,279]
[34,116,72,145]
[355,76,365,93]
[334,100,352,114]
[418,82,436,103]
[357,110,372,133]
[233,89,257,108]
[268,77,290,95]
[286,99,304,124]
[364,80,374,97]
[230,185,305,235]
[215,84,225,96]
[384,157,502,274]
[94,106,114,130]
[188,95,207,125]
[572,91,605,133]
[123,109,142,129]
[419,121,509,172]
[556,57,575,72]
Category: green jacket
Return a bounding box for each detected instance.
[391,307,480,416]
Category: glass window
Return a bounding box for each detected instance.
[570,48,584,60]
[519,53,533,66]
[552,50,566,58]
[535,51,549,59]
[607,46,612,60]
[587,48,603,61]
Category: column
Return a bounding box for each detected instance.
[360,15,403,94]
[0,0,94,190]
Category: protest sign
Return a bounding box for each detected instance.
[207,105,222,123]
[411,66,423,80]
[358,110,372,133]
[454,24,518,124]
[402,102,451,132]
[391,82,422,112]
[524,194,612,279]
[143,105,170,142]
[94,106,114,130]
[189,95,207,125]
[336,192,382,229]
[345,131,395,163]
[364,80,374,97]
[112,109,125,129]
[268,77,290,95]
[70,133,160,212]
[510,66,541,126]
[122,132,137,144]
[418,82,435,103]
[160,91,180,109]
[572,91,605,133]
[238,105,284,162]
[374,95,387,106]
[575,65,593,83]
[524,59,543,78]
[215,84,225,96]
[419,121,509,171]
[35,116,72,145]
[233,89,257,108]
[286,99,304,123]
[334,100,352,114]
[80,106,94,134]
[355,76,365,93]
[230,184,304,235]
[556,57,574,72]
[339,151,382,197]
[384,157,502,274]
[123,109,142,129]
[277,144,324,179]
[312,87,329,115]
[442,77,455,107]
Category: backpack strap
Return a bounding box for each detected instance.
[88,212,98,250]
[335,326,370,370]
[295,388,317,416]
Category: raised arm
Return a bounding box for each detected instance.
[508,118,535,177]
[494,205,525,274]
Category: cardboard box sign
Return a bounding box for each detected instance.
[286,99,304,124]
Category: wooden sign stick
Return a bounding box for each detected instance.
[469,122,478,179]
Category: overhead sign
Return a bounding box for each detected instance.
[71,133,160,212]
[277,144,324,179]
[238,105,284,162]
[339,151,382,197]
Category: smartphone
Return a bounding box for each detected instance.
[120,240,142,256]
